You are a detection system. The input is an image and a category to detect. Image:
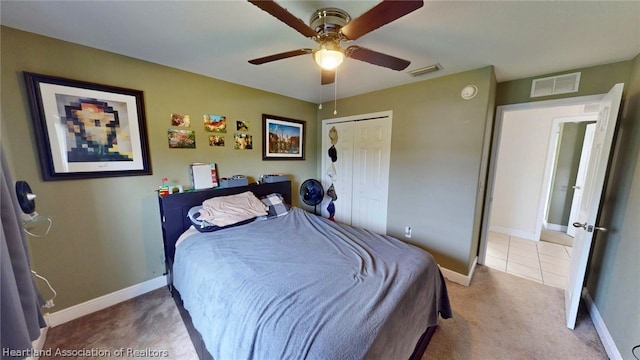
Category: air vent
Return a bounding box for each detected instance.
[530,72,581,98]
[408,63,442,77]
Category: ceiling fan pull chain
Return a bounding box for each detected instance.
[334,68,338,115]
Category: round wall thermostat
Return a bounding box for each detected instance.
[461,85,478,100]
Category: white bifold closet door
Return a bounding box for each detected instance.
[321,111,392,235]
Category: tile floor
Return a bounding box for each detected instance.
[484,231,572,288]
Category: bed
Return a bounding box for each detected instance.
[158,181,451,360]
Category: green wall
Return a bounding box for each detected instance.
[586,53,640,360]
[496,58,639,359]
[318,66,496,274]
[1,27,318,311]
[497,61,632,106]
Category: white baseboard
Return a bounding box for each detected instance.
[582,288,622,360]
[440,257,477,287]
[489,225,538,241]
[25,327,48,360]
[45,275,167,328]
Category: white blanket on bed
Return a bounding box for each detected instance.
[197,191,267,227]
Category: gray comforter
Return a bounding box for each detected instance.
[173,207,451,360]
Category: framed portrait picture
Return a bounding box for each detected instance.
[23,72,152,180]
[262,114,305,160]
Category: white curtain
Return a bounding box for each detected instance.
[1,145,46,357]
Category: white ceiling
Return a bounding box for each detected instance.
[2,1,639,104]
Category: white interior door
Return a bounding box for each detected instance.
[565,83,623,329]
[320,111,392,235]
[351,118,392,234]
[567,123,596,237]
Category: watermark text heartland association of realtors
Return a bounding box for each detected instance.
[2,347,170,358]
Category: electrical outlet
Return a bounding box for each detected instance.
[44,299,54,308]
[404,226,412,238]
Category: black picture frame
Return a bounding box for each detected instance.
[262,114,305,160]
[23,72,152,180]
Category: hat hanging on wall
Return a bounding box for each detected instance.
[327,201,335,221]
[328,145,337,162]
[326,184,337,201]
[327,163,337,182]
[329,126,338,145]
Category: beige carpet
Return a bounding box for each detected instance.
[41,266,607,359]
[541,228,574,247]
[41,288,197,359]
[423,266,606,359]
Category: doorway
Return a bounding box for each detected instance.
[478,95,604,287]
[480,84,624,330]
[541,116,597,244]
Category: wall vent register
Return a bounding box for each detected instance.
[531,72,581,98]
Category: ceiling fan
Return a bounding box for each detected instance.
[248,0,424,85]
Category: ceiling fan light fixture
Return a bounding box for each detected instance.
[313,41,344,70]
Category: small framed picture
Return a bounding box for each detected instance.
[204,114,227,133]
[168,129,196,149]
[234,133,253,150]
[209,135,225,147]
[171,113,191,127]
[236,120,250,132]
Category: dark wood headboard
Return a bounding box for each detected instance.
[158,181,292,268]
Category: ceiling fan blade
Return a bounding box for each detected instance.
[321,70,335,85]
[346,46,410,71]
[248,0,318,39]
[249,49,313,65]
[340,0,423,41]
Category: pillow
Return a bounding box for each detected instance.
[187,205,256,233]
[199,191,267,227]
[260,193,291,218]
[187,206,215,229]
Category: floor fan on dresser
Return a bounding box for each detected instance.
[299,179,324,215]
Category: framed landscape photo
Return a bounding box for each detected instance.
[23,72,151,180]
[262,114,305,160]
